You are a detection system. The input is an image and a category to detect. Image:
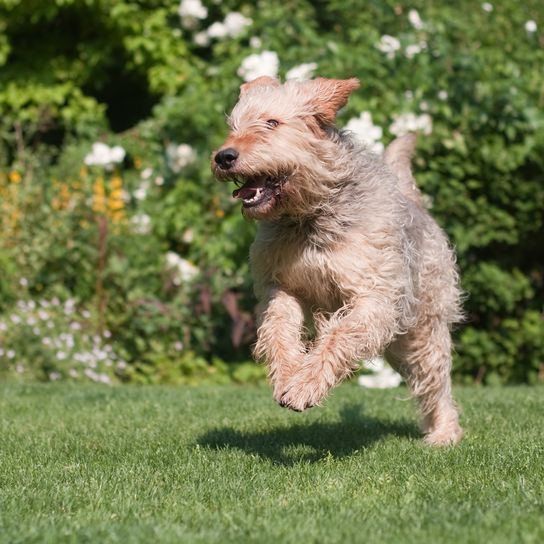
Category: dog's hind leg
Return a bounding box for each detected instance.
[386,318,463,446]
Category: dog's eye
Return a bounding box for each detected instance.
[265,119,280,129]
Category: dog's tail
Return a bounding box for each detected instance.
[383,134,424,206]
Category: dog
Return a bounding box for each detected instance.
[212,76,463,446]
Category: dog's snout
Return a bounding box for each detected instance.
[215,147,239,170]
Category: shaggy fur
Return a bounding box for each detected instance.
[212,76,463,446]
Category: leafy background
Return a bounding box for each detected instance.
[0,0,543,385]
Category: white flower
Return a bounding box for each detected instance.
[408,9,424,30]
[131,213,152,235]
[178,0,207,19]
[174,341,184,351]
[166,143,197,173]
[182,228,194,244]
[155,176,164,186]
[203,12,252,42]
[69,369,79,378]
[237,50,279,82]
[16,364,24,374]
[249,36,262,49]
[49,371,62,381]
[26,316,37,326]
[376,35,401,59]
[0,348,4,357]
[178,0,207,28]
[194,30,210,46]
[10,314,21,324]
[141,167,153,180]
[84,369,98,381]
[84,143,125,170]
[166,252,199,284]
[56,351,67,360]
[133,181,149,201]
[98,373,112,385]
[482,3,493,12]
[42,337,52,346]
[344,112,384,154]
[224,12,252,37]
[19,277,28,287]
[7,350,15,359]
[358,357,403,389]
[285,62,318,81]
[390,112,433,136]
[405,42,427,59]
[525,20,537,33]
[0,321,7,331]
[207,21,228,39]
[438,90,449,100]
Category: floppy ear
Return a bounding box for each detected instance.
[306,77,360,125]
[240,76,280,96]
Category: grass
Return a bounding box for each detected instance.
[0,383,543,544]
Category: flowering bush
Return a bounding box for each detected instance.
[0,0,543,384]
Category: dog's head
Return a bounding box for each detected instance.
[212,76,360,219]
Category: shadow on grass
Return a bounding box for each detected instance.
[197,404,419,465]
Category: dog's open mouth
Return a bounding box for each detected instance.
[232,175,285,208]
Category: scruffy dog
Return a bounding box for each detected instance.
[212,76,463,446]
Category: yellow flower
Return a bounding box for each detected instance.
[134,157,143,170]
[110,175,123,190]
[92,177,106,214]
[215,209,225,218]
[109,189,124,201]
[8,171,21,184]
[108,199,124,211]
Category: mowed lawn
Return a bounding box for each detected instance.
[0,383,543,544]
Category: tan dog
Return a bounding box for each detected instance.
[212,76,463,446]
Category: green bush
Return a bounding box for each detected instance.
[0,0,543,384]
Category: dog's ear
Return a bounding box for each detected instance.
[307,77,360,125]
[240,76,280,96]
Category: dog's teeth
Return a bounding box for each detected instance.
[244,187,263,203]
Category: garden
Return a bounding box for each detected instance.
[1,0,543,385]
[0,0,543,541]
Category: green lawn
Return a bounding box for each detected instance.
[0,383,543,544]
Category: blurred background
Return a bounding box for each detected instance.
[0,0,542,387]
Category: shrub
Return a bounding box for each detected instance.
[0,0,543,384]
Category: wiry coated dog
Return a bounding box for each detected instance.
[212,76,463,446]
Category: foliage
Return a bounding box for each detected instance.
[0,0,543,384]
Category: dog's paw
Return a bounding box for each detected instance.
[277,378,328,412]
[424,423,464,447]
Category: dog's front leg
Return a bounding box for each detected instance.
[253,288,306,403]
[279,300,398,411]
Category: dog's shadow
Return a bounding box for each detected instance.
[197,404,419,465]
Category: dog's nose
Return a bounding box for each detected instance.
[215,148,239,170]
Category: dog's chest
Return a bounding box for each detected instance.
[251,228,343,311]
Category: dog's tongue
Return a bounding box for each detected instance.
[232,176,265,200]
